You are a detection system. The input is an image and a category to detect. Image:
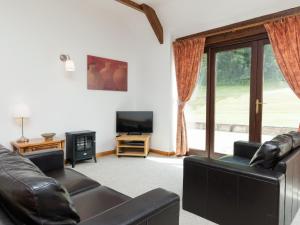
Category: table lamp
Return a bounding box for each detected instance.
[14,104,31,143]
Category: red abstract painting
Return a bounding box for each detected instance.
[87,55,128,91]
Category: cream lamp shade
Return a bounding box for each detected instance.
[60,54,76,72]
[13,104,31,118]
[65,59,76,72]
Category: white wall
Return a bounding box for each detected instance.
[134,29,176,152]
[0,0,145,152]
[0,0,176,153]
[137,0,300,38]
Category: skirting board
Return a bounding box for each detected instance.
[150,149,176,156]
[96,149,175,158]
[96,150,116,158]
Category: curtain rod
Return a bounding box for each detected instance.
[176,6,300,41]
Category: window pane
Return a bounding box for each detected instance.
[214,48,251,155]
[262,44,300,142]
[186,54,207,151]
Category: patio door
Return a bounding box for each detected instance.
[212,45,252,156]
[187,42,258,157]
[187,35,300,158]
[205,41,263,157]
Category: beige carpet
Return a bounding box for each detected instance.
[73,154,300,225]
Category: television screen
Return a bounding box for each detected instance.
[116,111,153,133]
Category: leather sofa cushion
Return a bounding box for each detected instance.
[286,131,300,149]
[0,208,15,225]
[250,134,293,169]
[0,149,80,225]
[219,155,251,166]
[46,168,100,196]
[72,186,131,221]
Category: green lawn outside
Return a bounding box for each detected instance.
[186,85,300,128]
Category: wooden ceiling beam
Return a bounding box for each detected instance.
[116,0,164,44]
[116,0,143,12]
[141,4,164,44]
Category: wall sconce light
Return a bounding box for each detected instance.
[60,54,75,72]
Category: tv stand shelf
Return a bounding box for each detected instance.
[116,134,150,157]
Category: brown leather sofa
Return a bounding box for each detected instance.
[0,146,180,225]
[183,132,300,225]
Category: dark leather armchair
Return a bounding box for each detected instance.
[183,139,300,225]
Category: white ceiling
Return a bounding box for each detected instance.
[134,0,300,38]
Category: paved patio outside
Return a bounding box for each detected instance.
[188,128,274,155]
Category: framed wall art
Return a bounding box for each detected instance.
[87,55,128,91]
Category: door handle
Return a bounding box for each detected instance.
[256,99,266,114]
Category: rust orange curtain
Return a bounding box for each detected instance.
[173,37,205,156]
[265,16,300,130]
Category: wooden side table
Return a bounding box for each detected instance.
[11,138,65,154]
[116,134,151,157]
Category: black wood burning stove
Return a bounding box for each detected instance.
[66,130,97,168]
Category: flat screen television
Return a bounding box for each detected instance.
[116,111,153,134]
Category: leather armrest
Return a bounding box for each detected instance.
[79,188,180,225]
[234,141,261,159]
[24,149,64,173]
[184,156,283,182]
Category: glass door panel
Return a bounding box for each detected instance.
[186,54,207,152]
[261,44,300,142]
[214,48,251,155]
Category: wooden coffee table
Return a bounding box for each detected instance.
[11,138,65,154]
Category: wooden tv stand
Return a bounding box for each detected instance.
[116,134,151,157]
